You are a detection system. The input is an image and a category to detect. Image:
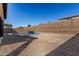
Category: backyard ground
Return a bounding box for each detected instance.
[0,29,79,56]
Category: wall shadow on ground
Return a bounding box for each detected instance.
[46,33,79,56]
[1,28,37,46]
[1,34,37,46]
[6,36,37,56]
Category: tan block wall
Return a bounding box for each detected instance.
[57,20,63,26]
[62,20,71,27]
[14,16,79,33]
[69,17,79,29]
[72,17,79,26]
[15,23,64,33]
[58,19,71,27]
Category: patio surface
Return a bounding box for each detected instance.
[0,30,78,56]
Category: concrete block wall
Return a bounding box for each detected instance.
[58,19,71,27]
[14,16,79,33]
[58,16,79,29]
[71,17,79,26]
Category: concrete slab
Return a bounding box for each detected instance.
[19,32,76,56]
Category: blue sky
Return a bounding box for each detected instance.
[5,3,79,28]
